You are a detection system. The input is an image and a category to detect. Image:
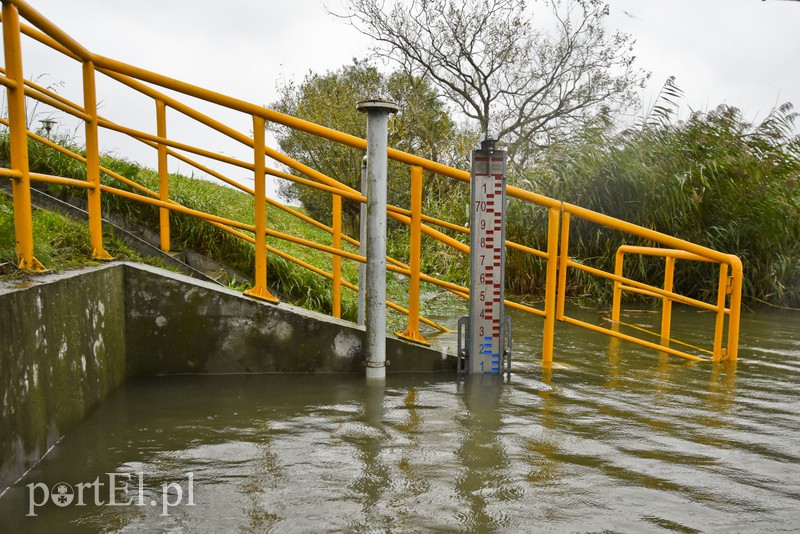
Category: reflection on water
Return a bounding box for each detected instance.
[1,307,799,532]
[455,376,512,531]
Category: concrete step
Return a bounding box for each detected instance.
[201,269,229,284]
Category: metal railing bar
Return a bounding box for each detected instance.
[0,74,18,89]
[204,219,450,332]
[98,182,255,232]
[387,209,470,254]
[563,203,733,265]
[12,13,81,61]
[1,75,91,121]
[561,315,707,362]
[161,147,362,249]
[95,116,368,204]
[566,258,720,313]
[605,318,714,356]
[13,0,91,60]
[96,67,361,196]
[388,204,548,260]
[0,118,160,199]
[616,245,718,263]
[0,66,90,120]
[0,167,23,179]
[263,227,365,263]
[617,283,730,316]
[29,172,92,189]
[617,283,670,301]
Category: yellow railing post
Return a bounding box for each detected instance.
[331,193,342,318]
[2,2,44,271]
[726,256,743,362]
[156,99,170,252]
[661,256,675,346]
[243,115,278,302]
[82,59,112,260]
[712,262,729,362]
[556,210,570,321]
[542,206,561,365]
[611,248,624,325]
[397,165,428,345]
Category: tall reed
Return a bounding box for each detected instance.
[506,103,800,306]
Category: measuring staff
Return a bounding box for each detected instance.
[458,137,512,374]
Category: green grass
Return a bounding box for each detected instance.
[0,191,153,273]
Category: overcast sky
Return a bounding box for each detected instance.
[8,0,800,198]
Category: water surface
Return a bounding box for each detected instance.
[1,306,799,532]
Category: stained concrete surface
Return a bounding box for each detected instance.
[0,262,455,493]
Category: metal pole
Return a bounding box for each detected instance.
[358,156,367,326]
[611,247,624,325]
[83,59,112,260]
[1,2,44,271]
[397,165,428,345]
[542,206,560,366]
[557,212,570,322]
[332,194,342,318]
[712,263,729,362]
[726,256,743,362]
[661,257,675,347]
[357,99,399,383]
[244,115,278,302]
[156,99,170,252]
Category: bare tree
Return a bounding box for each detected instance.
[338,0,648,167]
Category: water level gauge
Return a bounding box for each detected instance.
[458,138,511,374]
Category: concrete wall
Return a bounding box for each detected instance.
[0,266,127,492]
[124,263,454,375]
[0,262,454,492]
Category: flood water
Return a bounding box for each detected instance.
[1,303,799,532]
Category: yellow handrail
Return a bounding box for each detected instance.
[611,246,742,362]
[0,0,743,366]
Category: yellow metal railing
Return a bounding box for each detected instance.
[0,0,743,366]
[609,245,742,362]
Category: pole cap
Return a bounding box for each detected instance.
[356,99,400,114]
[480,137,497,150]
